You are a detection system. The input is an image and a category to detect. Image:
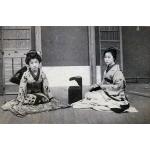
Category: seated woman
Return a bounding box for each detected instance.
[1,50,69,117]
[72,47,130,113]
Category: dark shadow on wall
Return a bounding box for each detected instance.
[41,26,89,66]
[122,26,150,83]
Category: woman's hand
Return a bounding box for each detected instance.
[90,84,99,89]
[89,84,100,92]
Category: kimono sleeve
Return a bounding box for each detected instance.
[17,72,27,102]
[42,72,54,99]
[101,71,126,91]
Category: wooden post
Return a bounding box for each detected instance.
[0,27,5,95]
[88,26,96,85]
[99,27,103,82]
[31,26,35,50]
[35,26,42,54]
[119,26,123,71]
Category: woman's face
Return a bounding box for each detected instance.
[29,58,40,71]
[104,52,115,66]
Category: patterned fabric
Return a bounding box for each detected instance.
[72,64,130,112]
[1,68,70,117]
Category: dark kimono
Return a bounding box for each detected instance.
[1,68,69,117]
[72,64,130,112]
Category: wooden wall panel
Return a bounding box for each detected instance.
[3,40,30,50]
[3,30,30,39]
[2,26,31,85]
[3,26,31,29]
[4,50,28,57]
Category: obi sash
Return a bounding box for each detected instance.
[27,82,43,94]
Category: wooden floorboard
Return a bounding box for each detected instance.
[0,94,150,124]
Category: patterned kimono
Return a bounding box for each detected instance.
[1,68,69,117]
[72,64,130,112]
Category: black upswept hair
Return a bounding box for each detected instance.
[103,47,117,62]
[25,50,42,65]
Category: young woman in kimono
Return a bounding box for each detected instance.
[72,47,130,113]
[1,50,69,117]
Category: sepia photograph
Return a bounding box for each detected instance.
[0,26,149,123]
